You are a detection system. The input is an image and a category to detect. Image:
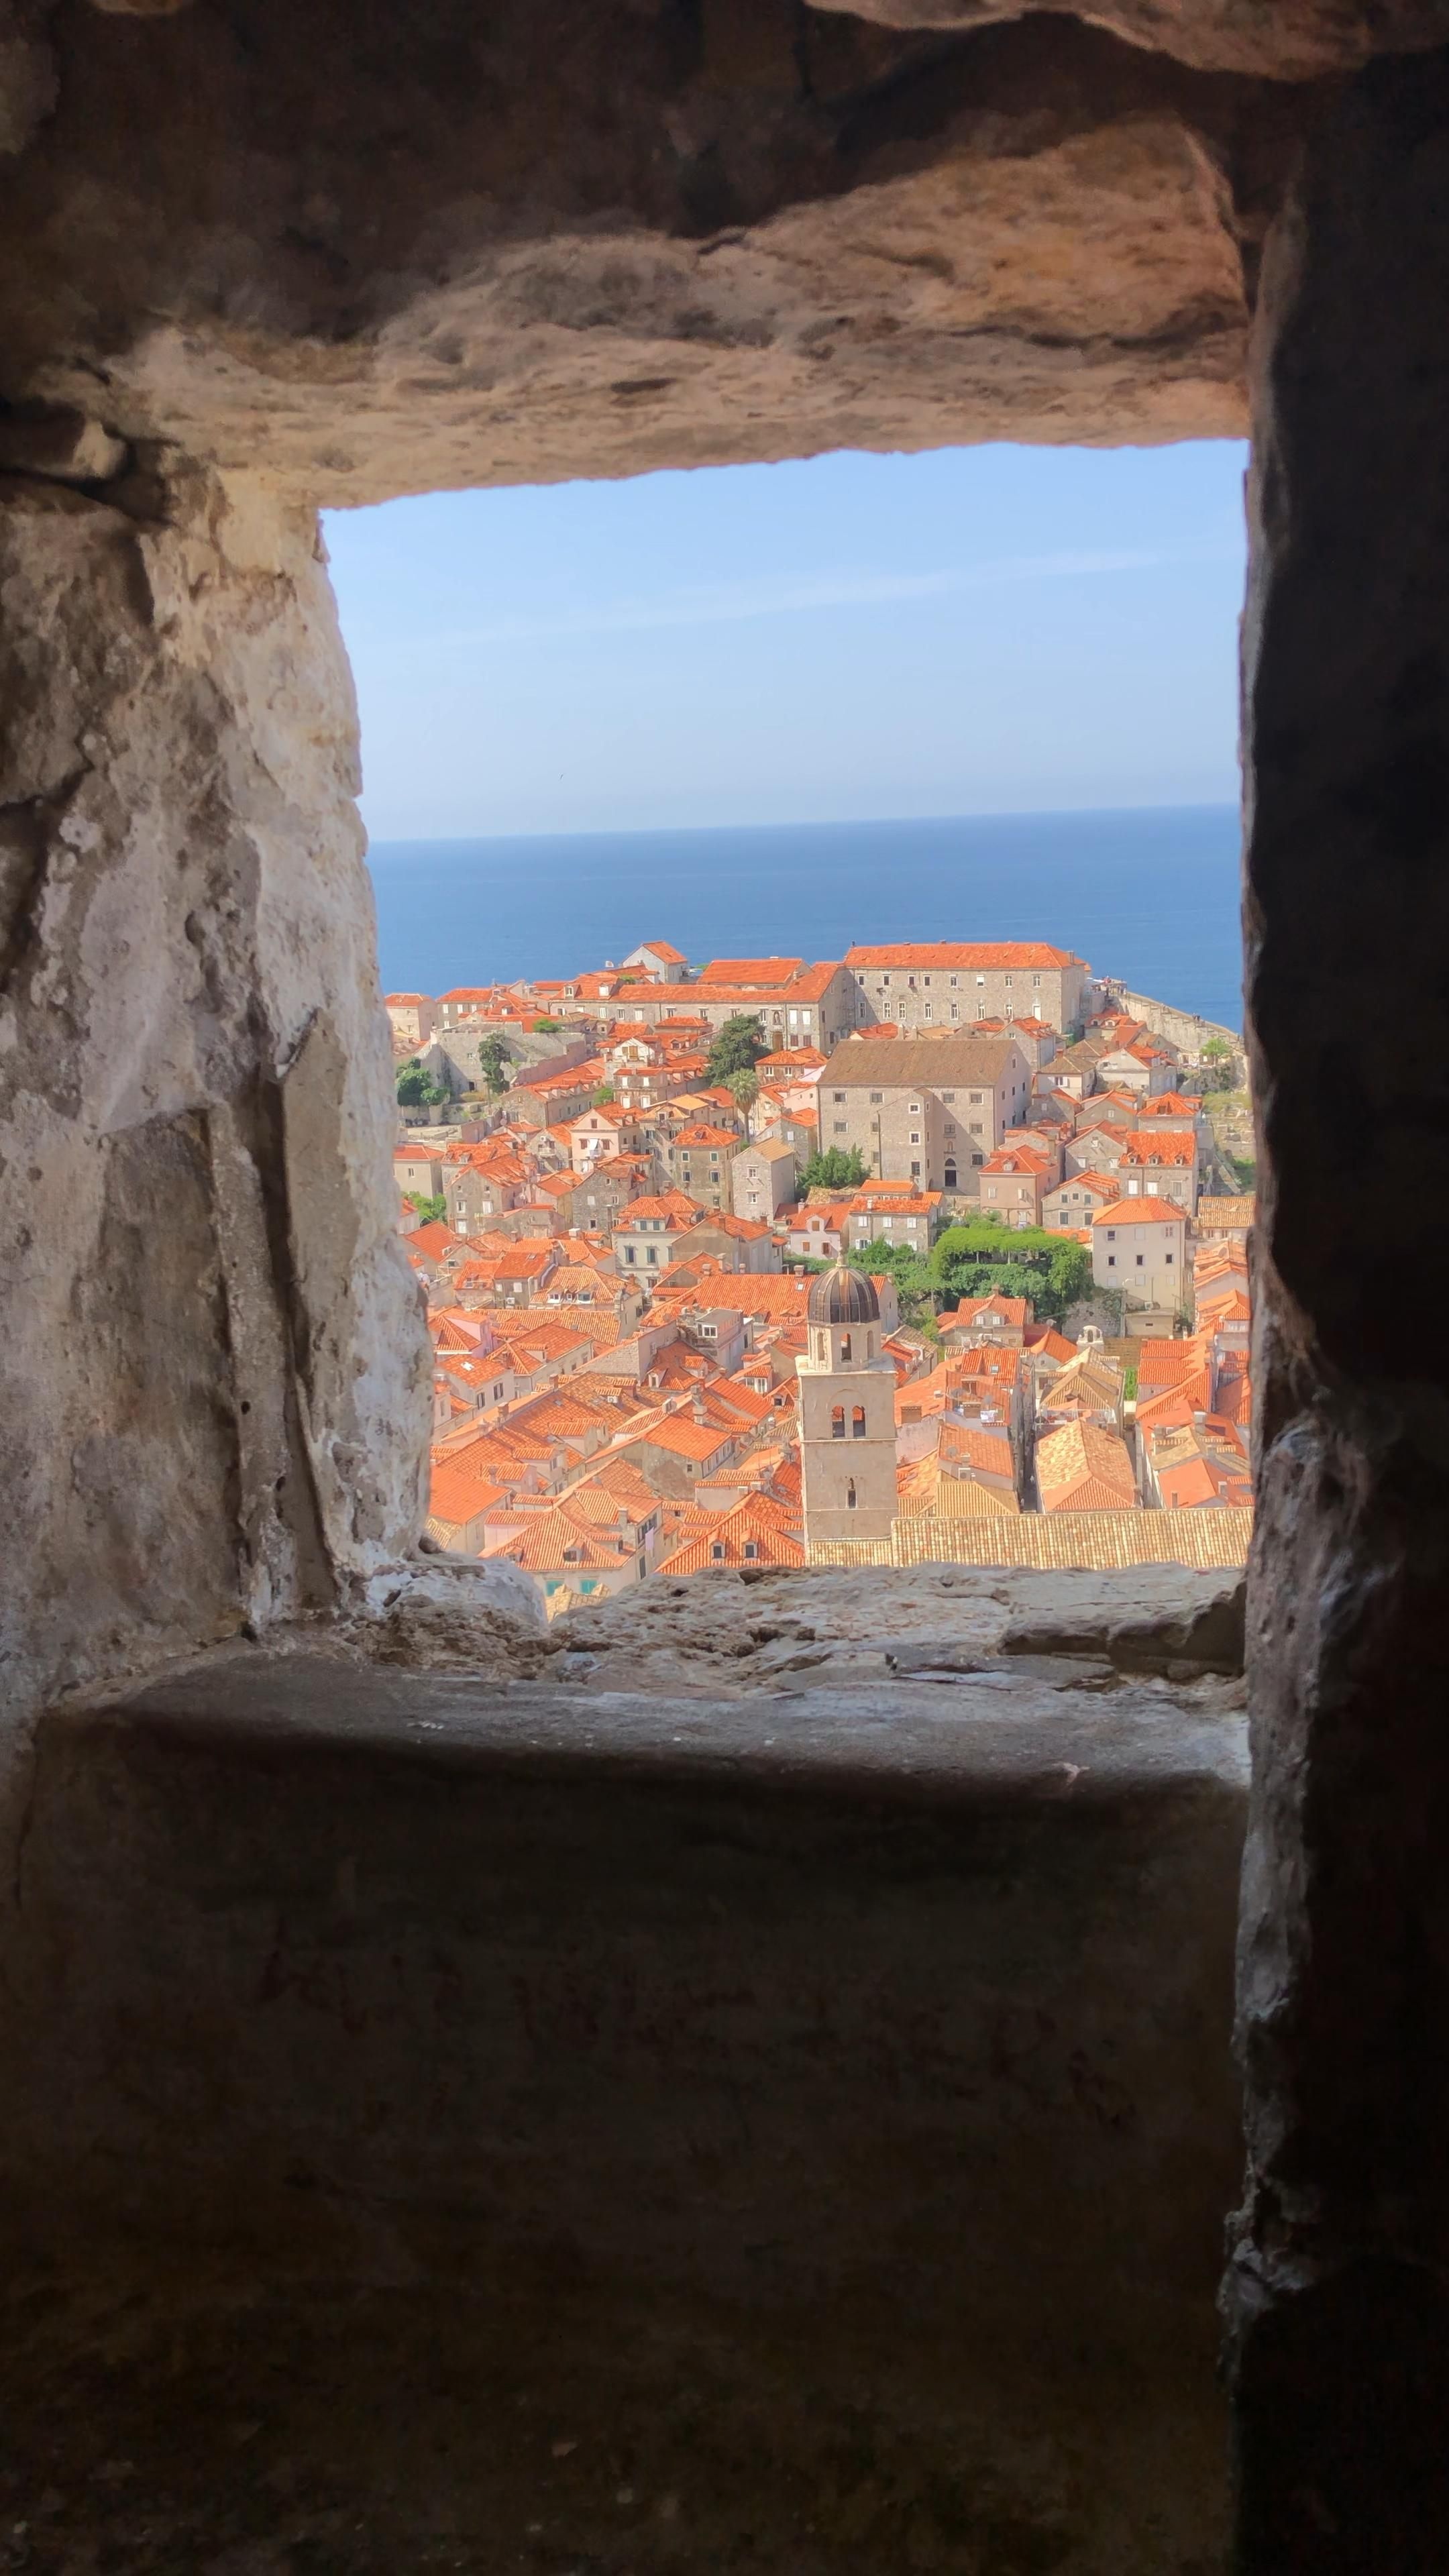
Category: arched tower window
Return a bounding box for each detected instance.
[851,1405,866,1439]
[841,1332,852,1362]
[847,1479,857,1509]
[831,1405,845,1439]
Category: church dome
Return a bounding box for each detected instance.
[807,1260,879,1326]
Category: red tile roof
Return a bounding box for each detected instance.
[1036,1419,1137,1511]
[1119,1132,1195,1167]
[656,1492,804,1574]
[405,1220,469,1260]
[1091,1197,1188,1227]
[698,957,804,985]
[845,942,1082,970]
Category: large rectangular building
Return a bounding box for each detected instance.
[844,943,1090,1038]
[818,1036,1032,1188]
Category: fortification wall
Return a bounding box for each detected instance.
[1106,985,1244,1063]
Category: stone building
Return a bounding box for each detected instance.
[1091,1197,1189,1313]
[661,1120,742,1212]
[732,1138,800,1221]
[818,1036,1032,1186]
[384,991,435,1049]
[798,1263,899,1548]
[844,943,1089,1036]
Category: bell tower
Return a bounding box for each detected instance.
[798,1261,898,1551]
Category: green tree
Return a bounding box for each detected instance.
[847,1236,936,1320]
[592,1083,616,1107]
[405,1191,447,1226]
[396,1057,449,1109]
[1198,1036,1238,1093]
[704,1014,768,1085]
[532,1015,562,1034]
[925,1219,1092,1325]
[475,1033,511,1097]
[927,1217,1043,1284]
[800,1145,867,1191]
[1045,1238,1092,1314]
[727,1068,759,1116]
[938,1259,1047,1312]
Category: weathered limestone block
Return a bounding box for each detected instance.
[808,0,1449,80]
[0,464,430,1736]
[1229,51,1449,2573]
[0,5,1271,501]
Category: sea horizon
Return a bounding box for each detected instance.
[367,802,1244,1034]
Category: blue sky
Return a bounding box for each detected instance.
[323,440,1246,841]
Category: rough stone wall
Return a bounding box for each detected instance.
[0,461,431,1737]
[1,1613,1246,2570]
[1105,983,1244,1061]
[1229,52,1449,2573]
[0,3,1299,503]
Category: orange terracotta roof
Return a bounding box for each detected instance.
[1024,1326,1079,1364]
[1036,1418,1137,1511]
[941,1294,1030,1330]
[655,1492,804,1574]
[950,1344,1026,1385]
[981,1145,1050,1176]
[427,1462,509,1530]
[639,1413,737,1462]
[1119,1132,1195,1167]
[845,942,1081,970]
[698,957,804,985]
[1091,1197,1187,1227]
[405,1220,470,1260]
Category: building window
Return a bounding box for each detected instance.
[1165,1252,1175,1265]
[1108,1254,1116,1268]
[841,1334,852,1362]
[833,1091,845,1104]
[852,1405,866,1439]
[944,1163,957,1188]
[711,1542,726,1561]
[831,1405,845,1440]
[924,1002,932,1020]
[743,1542,759,1561]
[910,1161,920,1179]
[869,1092,883,1104]
[847,1480,857,1509]
[833,1122,847,1136]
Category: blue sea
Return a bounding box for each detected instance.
[367,804,1244,1034]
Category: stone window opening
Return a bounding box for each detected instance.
[4,27,1425,2565]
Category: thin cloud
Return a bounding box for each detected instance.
[411,543,1230,651]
